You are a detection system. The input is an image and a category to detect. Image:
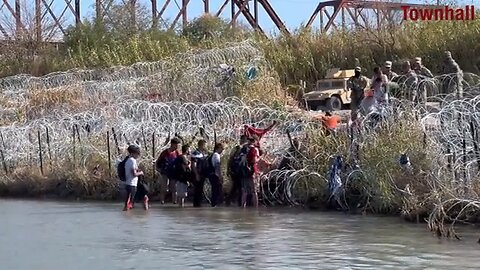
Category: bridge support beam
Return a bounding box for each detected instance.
[306,0,441,33]
[0,0,442,42]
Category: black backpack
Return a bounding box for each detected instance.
[200,154,215,177]
[230,145,244,176]
[117,156,129,182]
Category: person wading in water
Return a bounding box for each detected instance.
[191,139,209,207]
[173,144,193,207]
[207,143,225,207]
[226,135,248,206]
[122,145,144,211]
[155,138,181,204]
[240,136,261,208]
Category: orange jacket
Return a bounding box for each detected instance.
[321,115,341,129]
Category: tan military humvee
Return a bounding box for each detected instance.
[303,68,370,111]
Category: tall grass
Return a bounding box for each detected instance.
[298,114,434,214]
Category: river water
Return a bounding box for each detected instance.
[1,199,479,270]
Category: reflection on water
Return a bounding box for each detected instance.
[0,199,479,270]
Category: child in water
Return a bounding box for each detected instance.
[123,145,144,211]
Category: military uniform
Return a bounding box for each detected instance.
[399,61,418,101]
[383,61,398,80]
[442,51,463,98]
[412,57,432,104]
[413,57,433,78]
[385,71,398,81]
[348,68,369,117]
[405,70,419,102]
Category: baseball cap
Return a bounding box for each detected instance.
[384,61,392,68]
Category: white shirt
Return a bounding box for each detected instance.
[211,152,221,169]
[125,157,138,187]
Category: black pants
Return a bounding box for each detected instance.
[193,177,205,207]
[226,175,241,206]
[125,185,137,208]
[134,180,149,203]
[208,174,222,207]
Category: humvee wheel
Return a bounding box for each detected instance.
[326,96,342,111]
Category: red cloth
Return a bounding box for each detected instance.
[247,146,260,174]
[243,123,275,139]
[243,122,276,148]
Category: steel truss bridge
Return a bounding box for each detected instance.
[0,0,439,42]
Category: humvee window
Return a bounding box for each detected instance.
[332,81,344,88]
[318,82,331,89]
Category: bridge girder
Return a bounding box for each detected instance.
[0,0,439,42]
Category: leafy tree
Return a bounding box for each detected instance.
[182,14,250,44]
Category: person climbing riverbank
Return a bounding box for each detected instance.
[316,111,341,136]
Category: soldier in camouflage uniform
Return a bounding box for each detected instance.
[412,57,433,78]
[382,61,398,81]
[347,66,369,119]
[400,61,418,101]
[442,51,463,99]
[411,57,432,105]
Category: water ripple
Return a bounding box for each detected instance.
[0,200,479,270]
